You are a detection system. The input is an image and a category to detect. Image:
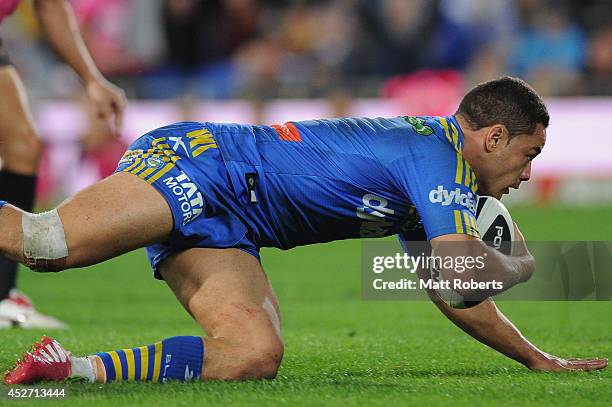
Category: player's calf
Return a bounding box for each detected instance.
[158,248,285,381]
[94,333,283,382]
[4,333,282,385]
[94,336,205,383]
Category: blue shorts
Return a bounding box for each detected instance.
[115,122,259,279]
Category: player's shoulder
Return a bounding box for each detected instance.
[353,115,462,150]
[360,115,462,162]
[400,115,463,151]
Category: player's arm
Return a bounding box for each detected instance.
[429,225,534,299]
[402,233,607,371]
[33,0,126,134]
[415,265,608,371]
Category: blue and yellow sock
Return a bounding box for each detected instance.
[96,336,204,383]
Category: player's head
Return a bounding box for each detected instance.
[457,76,549,199]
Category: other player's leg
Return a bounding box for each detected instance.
[0,64,55,327]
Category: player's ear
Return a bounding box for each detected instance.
[484,125,506,152]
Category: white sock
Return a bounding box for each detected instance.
[70,356,95,383]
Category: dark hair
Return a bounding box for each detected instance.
[456,76,549,138]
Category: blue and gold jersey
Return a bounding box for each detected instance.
[212,115,480,250]
[116,116,480,275]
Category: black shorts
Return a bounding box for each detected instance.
[0,36,12,66]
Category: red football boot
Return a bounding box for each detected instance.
[4,336,71,385]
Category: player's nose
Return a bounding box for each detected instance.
[519,161,532,182]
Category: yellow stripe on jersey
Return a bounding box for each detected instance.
[468,167,478,193]
[139,346,149,381]
[461,163,478,193]
[455,151,464,184]
[151,137,181,162]
[137,167,157,181]
[128,160,147,175]
[462,211,473,236]
[146,163,175,184]
[192,143,218,158]
[124,349,136,380]
[464,164,471,188]
[155,146,180,163]
[469,214,480,238]
[471,177,479,193]
[151,137,166,146]
[123,158,143,173]
[186,129,205,139]
[439,117,453,143]
[187,128,217,157]
[454,210,464,234]
[152,341,163,383]
[462,211,479,237]
[164,152,180,163]
[450,122,461,151]
[108,351,123,382]
[187,129,215,145]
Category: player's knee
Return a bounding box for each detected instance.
[250,337,284,379]
[1,126,43,171]
[225,336,284,380]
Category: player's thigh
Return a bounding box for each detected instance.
[159,247,282,346]
[56,172,174,267]
[0,66,41,172]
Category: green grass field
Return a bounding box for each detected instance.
[1,205,611,406]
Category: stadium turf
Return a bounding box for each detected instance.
[1,205,610,406]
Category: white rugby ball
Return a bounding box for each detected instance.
[475,196,515,255]
[432,196,515,308]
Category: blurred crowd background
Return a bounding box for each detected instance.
[1,0,611,204]
[3,0,611,103]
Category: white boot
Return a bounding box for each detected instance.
[0,289,68,329]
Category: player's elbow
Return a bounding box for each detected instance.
[517,254,535,283]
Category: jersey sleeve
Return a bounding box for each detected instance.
[389,141,480,241]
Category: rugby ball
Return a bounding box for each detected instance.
[432,196,515,308]
[475,196,515,255]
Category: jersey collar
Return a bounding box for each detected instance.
[439,115,464,153]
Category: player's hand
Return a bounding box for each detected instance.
[528,352,608,372]
[85,77,126,138]
[512,221,534,283]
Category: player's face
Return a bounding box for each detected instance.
[478,123,546,199]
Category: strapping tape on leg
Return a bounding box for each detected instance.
[22,209,68,269]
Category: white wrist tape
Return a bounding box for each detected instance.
[22,209,68,267]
